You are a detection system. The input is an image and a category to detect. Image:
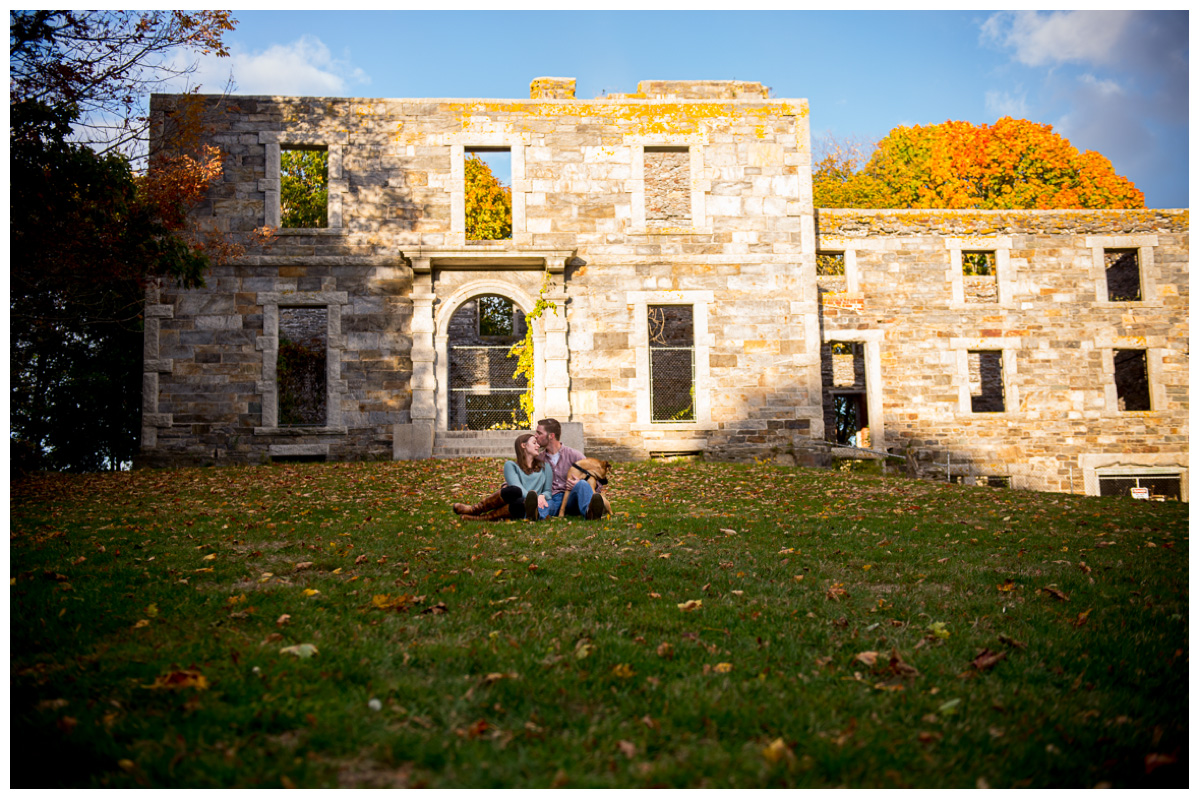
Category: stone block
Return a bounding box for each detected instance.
[391,422,434,460]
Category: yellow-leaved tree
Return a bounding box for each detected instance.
[464,154,512,240]
[814,118,1144,210]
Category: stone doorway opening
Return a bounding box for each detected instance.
[830,392,868,447]
[822,341,870,448]
[447,294,527,430]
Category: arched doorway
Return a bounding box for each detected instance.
[433,279,543,434]
[446,294,527,430]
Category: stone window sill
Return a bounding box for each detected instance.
[275,228,344,236]
[631,422,719,432]
[255,426,348,435]
[628,227,713,236]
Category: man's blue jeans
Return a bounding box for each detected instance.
[543,480,595,518]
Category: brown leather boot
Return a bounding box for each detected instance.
[459,505,514,522]
[452,492,504,516]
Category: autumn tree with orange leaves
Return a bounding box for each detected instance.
[465,154,513,240]
[814,117,1144,210]
[10,10,241,471]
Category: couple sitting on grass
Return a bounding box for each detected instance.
[452,418,607,522]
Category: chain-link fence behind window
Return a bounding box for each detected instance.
[649,304,695,423]
[449,345,524,430]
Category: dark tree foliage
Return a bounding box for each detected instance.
[10,10,235,473]
[10,101,208,471]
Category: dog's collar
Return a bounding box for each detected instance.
[575,465,608,486]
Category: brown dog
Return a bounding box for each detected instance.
[557,457,612,518]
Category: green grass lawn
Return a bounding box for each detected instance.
[9,459,1189,788]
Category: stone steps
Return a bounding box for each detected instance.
[432,430,523,459]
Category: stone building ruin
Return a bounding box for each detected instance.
[140,77,1190,500]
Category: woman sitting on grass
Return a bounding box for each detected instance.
[452,433,552,522]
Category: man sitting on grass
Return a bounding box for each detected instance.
[534,417,606,520]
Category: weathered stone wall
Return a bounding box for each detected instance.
[139,83,1188,496]
[815,208,1189,492]
[141,82,819,466]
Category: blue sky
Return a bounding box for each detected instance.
[180,10,1188,208]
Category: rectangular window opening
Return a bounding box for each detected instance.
[649,304,695,422]
[1105,249,1142,302]
[968,350,1005,412]
[817,252,846,277]
[1098,474,1181,501]
[963,251,997,304]
[477,295,519,339]
[831,393,868,447]
[465,148,512,241]
[1113,349,1151,411]
[278,307,328,426]
[280,146,328,228]
[645,146,691,226]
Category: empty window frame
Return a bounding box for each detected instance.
[830,393,868,447]
[280,147,329,228]
[476,295,519,339]
[1097,473,1182,501]
[277,307,328,426]
[1113,349,1151,411]
[644,146,691,226]
[962,251,998,303]
[968,350,1005,412]
[817,252,846,277]
[1105,249,1142,302]
[648,305,695,423]
[464,148,512,240]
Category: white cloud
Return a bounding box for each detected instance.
[984,89,1028,119]
[981,11,1132,68]
[186,35,370,97]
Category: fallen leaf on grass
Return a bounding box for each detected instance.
[453,719,490,740]
[762,737,791,764]
[303,589,320,597]
[294,562,314,572]
[1073,609,1092,628]
[421,601,448,615]
[996,580,1016,592]
[483,672,518,684]
[355,554,369,564]
[854,651,880,667]
[720,528,736,535]
[998,634,1027,650]
[1145,753,1178,774]
[617,740,637,759]
[825,583,848,601]
[713,662,733,673]
[1041,586,1069,602]
[132,619,150,629]
[276,614,291,626]
[143,669,209,690]
[36,699,69,711]
[888,649,920,678]
[279,643,318,659]
[648,592,661,599]
[259,572,274,583]
[574,640,595,659]
[927,622,950,640]
[371,593,416,611]
[677,599,702,612]
[971,649,1006,671]
[202,554,217,561]
[656,642,674,659]
[612,663,636,678]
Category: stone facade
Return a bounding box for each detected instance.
[140,79,1189,499]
